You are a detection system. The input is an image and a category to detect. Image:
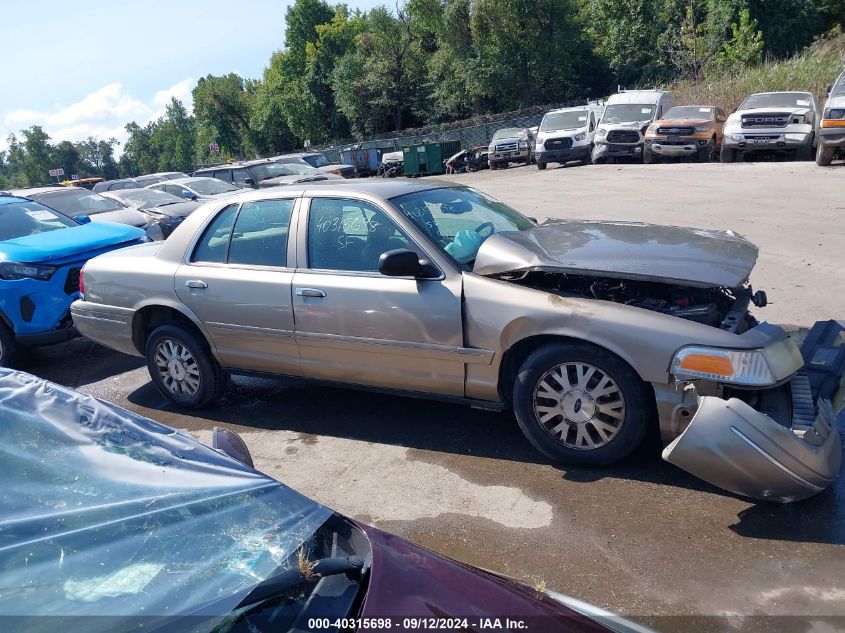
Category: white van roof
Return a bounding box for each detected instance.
[606,90,671,105]
[544,104,602,115]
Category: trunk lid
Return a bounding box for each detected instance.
[473,220,758,288]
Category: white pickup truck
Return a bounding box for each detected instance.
[721,91,820,162]
[817,68,845,166]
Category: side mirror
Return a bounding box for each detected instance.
[826,85,832,97]
[244,177,255,187]
[212,427,254,467]
[379,249,423,277]
[73,215,92,224]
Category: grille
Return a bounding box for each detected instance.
[494,141,518,152]
[656,126,694,135]
[544,137,573,150]
[64,268,81,295]
[606,130,640,144]
[741,113,790,128]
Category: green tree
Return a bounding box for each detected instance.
[76,137,120,178]
[193,73,256,163]
[718,7,764,68]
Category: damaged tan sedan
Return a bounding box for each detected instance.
[71,181,844,503]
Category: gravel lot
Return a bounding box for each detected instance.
[24,161,845,633]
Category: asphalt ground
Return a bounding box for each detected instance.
[21,160,845,633]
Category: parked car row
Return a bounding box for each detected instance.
[485,68,845,170]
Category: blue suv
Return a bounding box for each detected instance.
[0,193,146,366]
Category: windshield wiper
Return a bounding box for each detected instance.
[236,555,365,610]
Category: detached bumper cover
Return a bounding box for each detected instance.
[663,320,845,503]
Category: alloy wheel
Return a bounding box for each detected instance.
[154,338,201,397]
[532,362,625,450]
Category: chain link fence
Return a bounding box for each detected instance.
[315,102,580,162]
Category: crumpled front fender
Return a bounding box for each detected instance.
[662,396,841,503]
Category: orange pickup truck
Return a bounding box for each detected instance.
[644,105,727,163]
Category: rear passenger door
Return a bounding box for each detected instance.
[174,198,301,375]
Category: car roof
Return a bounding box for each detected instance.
[10,185,70,196]
[607,90,670,104]
[156,176,220,186]
[195,159,273,172]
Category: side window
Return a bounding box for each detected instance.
[232,169,250,187]
[307,198,413,272]
[589,112,595,131]
[228,199,293,267]
[214,170,232,183]
[192,205,238,263]
[163,184,180,196]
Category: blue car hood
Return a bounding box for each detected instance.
[0,221,144,264]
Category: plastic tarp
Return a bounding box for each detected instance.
[0,369,332,632]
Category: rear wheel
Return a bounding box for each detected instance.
[145,324,228,408]
[720,145,737,163]
[816,143,834,166]
[0,324,17,368]
[512,342,651,465]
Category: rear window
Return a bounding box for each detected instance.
[0,199,76,241]
[31,190,125,216]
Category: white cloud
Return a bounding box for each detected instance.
[0,78,196,156]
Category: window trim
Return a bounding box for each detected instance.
[299,196,444,280]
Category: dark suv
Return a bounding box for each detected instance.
[193,160,326,189]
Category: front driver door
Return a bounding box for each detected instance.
[174,198,301,375]
[291,196,466,397]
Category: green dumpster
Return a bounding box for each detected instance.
[403,141,461,176]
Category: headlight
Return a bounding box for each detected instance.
[730,133,744,141]
[596,128,607,138]
[824,108,844,120]
[694,124,709,132]
[0,262,58,281]
[670,346,775,386]
[573,132,586,141]
[790,114,807,124]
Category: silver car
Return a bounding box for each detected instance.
[71,180,844,503]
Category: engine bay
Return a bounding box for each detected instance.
[506,271,767,333]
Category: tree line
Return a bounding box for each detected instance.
[2,0,842,188]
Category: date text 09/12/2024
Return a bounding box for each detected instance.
[308,618,529,630]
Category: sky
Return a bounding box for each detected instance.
[0,0,384,154]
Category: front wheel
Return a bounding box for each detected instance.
[720,145,737,163]
[145,324,228,408]
[643,147,657,164]
[698,140,716,163]
[537,161,547,170]
[816,143,834,166]
[512,342,651,465]
[0,324,17,368]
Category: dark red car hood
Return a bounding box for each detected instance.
[357,524,610,632]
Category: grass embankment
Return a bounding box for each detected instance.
[671,32,845,110]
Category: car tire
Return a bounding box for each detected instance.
[0,324,17,368]
[720,145,737,163]
[512,341,652,466]
[816,143,834,166]
[537,161,547,170]
[145,324,228,408]
[698,140,716,162]
[796,135,815,161]
[643,147,657,164]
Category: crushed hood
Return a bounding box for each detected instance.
[473,220,759,288]
[0,221,145,264]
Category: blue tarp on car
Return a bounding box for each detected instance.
[0,369,331,632]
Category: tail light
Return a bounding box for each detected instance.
[79,267,85,297]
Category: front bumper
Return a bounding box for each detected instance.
[489,149,529,162]
[592,142,642,159]
[818,128,845,148]
[662,320,845,503]
[535,144,590,163]
[723,131,811,152]
[15,320,78,347]
[647,136,710,155]
[0,265,82,339]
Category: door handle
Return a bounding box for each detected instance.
[295,287,326,298]
[185,280,208,289]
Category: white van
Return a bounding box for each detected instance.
[534,102,605,169]
[816,68,845,166]
[591,90,675,163]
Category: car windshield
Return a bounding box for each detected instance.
[275,162,324,176]
[492,128,526,140]
[391,187,534,266]
[0,370,336,633]
[0,198,76,240]
[663,106,713,119]
[32,189,126,216]
[135,175,167,186]
[540,111,589,131]
[113,189,183,209]
[602,104,656,124]
[301,154,330,168]
[740,93,813,109]
[250,162,292,182]
[189,178,239,195]
[832,72,845,98]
